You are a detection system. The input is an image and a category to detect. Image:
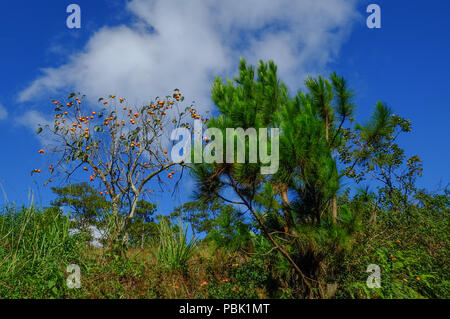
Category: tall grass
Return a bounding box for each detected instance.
[0,206,82,298]
[156,218,196,271]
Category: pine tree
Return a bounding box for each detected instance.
[193,59,402,297]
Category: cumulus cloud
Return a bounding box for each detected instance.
[18,0,359,115]
[0,103,7,120]
[16,110,58,146]
[16,110,52,130]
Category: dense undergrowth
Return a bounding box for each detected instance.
[0,189,448,299]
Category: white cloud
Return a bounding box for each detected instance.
[16,110,52,130]
[0,103,8,120]
[16,110,59,146]
[18,0,359,116]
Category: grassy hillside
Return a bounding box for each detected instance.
[0,198,448,299]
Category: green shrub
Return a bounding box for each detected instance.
[208,258,270,299]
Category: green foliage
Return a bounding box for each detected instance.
[51,183,109,219]
[208,259,271,299]
[51,183,110,242]
[277,91,338,221]
[172,200,252,251]
[0,206,83,298]
[206,209,252,251]
[190,59,444,298]
[0,189,447,299]
[335,186,449,299]
[127,200,158,248]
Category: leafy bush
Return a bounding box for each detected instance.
[208,258,270,299]
[336,191,449,299]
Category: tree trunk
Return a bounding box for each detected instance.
[119,194,140,251]
[325,114,338,223]
[107,200,121,249]
[280,184,296,231]
[228,175,313,296]
[369,208,377,225]
[332,196,338,223]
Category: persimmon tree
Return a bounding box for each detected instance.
[35,90,201,252]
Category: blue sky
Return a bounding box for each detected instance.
[0,0,448,213]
